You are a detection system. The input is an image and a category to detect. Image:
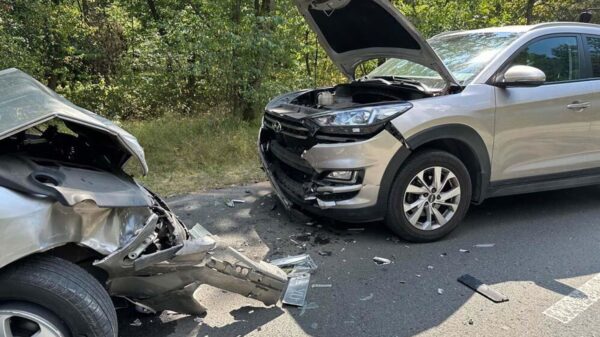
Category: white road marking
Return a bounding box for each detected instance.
[543,274,600,323]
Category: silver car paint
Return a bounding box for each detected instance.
[0,186,151,269]
[393,23,600,182]
[292,0,459,85]
[0,69,289,314]
[0,68,148,174]
[263,23,599,212]
[302,129,402,208]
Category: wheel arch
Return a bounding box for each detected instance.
[379,124,490,212]
[1,243,108,285]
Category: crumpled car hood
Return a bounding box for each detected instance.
[0,68,149,175]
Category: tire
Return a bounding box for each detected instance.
[386,150,472,242]
[0,255,118,337]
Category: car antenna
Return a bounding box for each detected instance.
[578,8,599,23]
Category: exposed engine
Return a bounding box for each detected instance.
[290,79,433,111]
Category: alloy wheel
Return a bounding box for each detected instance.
[0,309,65,337]
[403,166,461,231]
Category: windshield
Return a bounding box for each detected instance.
[367,32,522,89]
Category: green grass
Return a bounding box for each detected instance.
[122,114,266,196]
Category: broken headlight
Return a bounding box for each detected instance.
[310,103,412,136]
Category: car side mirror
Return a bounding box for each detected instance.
[495,65,546,88]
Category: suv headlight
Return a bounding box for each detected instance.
[309,103,412,136]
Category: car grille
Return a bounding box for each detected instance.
[263,113,310,140]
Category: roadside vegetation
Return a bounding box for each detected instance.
[123,115,265,195]
[0,0,597,194]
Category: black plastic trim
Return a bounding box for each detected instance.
[404,124,491,203]
[488,167,600,198]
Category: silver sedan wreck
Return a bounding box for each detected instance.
[0,68,287,337]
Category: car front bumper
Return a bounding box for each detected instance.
[259,127,402,222]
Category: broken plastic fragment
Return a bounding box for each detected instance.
[459,249,470,253]
[130,319,142,327]
[311,284,332,288]
[475,243,495,248]
[373,257,391,265]
[458,274,508,303]
[360,293,374,301]
[282,272,310,307]
[270,254,318,272]
[437,288,444,295]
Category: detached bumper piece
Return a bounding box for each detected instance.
[94,208,287,315]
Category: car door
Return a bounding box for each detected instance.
[492,35,593,181]
[583,35,600,166]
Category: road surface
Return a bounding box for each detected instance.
[118,182,600,337]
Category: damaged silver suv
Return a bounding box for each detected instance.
[0,68,287,337]
[260,0,600,242]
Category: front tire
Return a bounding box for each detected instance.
[386,150,472,242]
[0,255,118,337]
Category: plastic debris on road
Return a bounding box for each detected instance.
[475,243,495,248]
[270,254,318,272]
[282,272,311,307]
[373,256,391,265]
[360,293,374,301]
[225,199,246,208]
[311,284,332,288]
[273,254,318,307]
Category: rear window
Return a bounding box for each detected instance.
[586,36,600,78]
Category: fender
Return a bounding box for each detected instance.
[378,124,491,209]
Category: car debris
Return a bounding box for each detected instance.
[475,243,496,248]
[272,254,319,307]
[459,249,470,253]
[318,250,333,256]
[271,254,318,272]
[225,199,246,208]
[0,69,289,336]
[130,319,142,327]
[373,257,391,265]
[458,274,509,303]
[360,293,374,301]
[311,284,332,288]
[282,272,311,307]
[437,288,445,295]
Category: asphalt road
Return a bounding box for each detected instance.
[118,182,600,337]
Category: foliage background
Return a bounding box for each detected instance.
[0,0,598,194]
[1,0,598,122]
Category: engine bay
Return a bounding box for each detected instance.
[290,79,434,110]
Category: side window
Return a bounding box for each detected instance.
[511,36,581,83]
[586,36,600,78]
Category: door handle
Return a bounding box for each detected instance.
[567,101,591,111]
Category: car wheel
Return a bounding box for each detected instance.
[386,150,472,242]
[0,255,118,337]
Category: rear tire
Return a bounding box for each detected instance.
[0,255,118,337]
[386,150,472,242]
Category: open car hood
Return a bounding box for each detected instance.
[294,0,459,86]
[0,68,148,175]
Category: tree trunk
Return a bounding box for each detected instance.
[525,0,536,24]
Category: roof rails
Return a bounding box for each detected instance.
[529,21,600,31]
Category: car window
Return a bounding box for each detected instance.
[511,36,580,83]
[586,36,600,78]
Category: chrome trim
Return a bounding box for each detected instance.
[316,184,363,194]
